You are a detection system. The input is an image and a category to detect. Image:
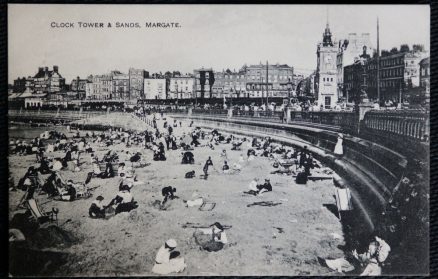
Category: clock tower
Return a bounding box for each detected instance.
[316,22,338,109]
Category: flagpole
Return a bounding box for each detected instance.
[377,17,380,104]
[266,61,269,108]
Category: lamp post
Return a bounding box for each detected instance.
[287,78,293,107]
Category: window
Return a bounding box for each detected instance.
[325,96,331,107]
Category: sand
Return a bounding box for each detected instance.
[9,114,345,276]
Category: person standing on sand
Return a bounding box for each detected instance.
[334,133,344,156]
[203,157,213,178]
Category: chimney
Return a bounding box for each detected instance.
[44,67,49,72]
[53,66,59,73]
[38,67,43,73]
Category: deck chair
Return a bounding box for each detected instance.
[16,176,40,210]
[27,198,58,224]
[199,202,216,211]
[335,188,353,220]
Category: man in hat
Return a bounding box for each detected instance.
[89,195,106,218]
[152,239,186,275]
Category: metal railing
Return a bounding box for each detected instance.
[8,107,430,143]
[192,109,228,115]
[8,109,108,122]
[294,111,358,132]
[363,110,429,142]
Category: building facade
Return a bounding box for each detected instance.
[194,68,215,99]
[419,57,430,104]
[337,33,374,100]
[129,68,149,100]
[13,77,27,93]
[85,81,93,100]
[245,63,294,99]
[144,78,166,100]
[316,23,338,108]
[112,71,130,100]
[91,74,112,100]
[404,51,427,88]
[212,69,247,99]
[33,66,66,95]
[70,76,89,100]
[366,49,427,102]
[169,76,195,99]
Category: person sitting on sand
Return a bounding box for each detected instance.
[259,179,272,193]
[171,135,178,150]
[106,184,138,214]
[100,162,115,179]
[61,148,72,168]
[161,186,178,206]
[271,164,295,175]
[153,142,167,161]
[247,149,256,161]
[17,166,38,191]
[248,178,260,192]
[323,235,390,275]
[231,139,243,151]
[89,195,106,218]
[193,222,228,252]
[232,163,242,173]
[52,158,63,172]
[152,239,187,275]
[58,181,77,201]
[245,178,272,196]
[84,161,103,185]
[191,130,201,147]
[185,170,195,179]
[220,149,227,159]
[117,162,136,180]
[38,155,52,174]
[181,151,194,164]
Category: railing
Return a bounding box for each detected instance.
[294,111,359,133]
[192,109,228,115]
[363,110,429,142]
[8,109,107,122]
[233,110,284,122]
[8,108,430,143]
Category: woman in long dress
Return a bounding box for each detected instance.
[334,133,344,156]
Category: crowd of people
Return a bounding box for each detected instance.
[9,108,426,276]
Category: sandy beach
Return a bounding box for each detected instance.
[9,114,345,276]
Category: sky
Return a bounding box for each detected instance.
[8,4,430,83]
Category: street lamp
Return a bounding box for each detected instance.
[287,78,293,107]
